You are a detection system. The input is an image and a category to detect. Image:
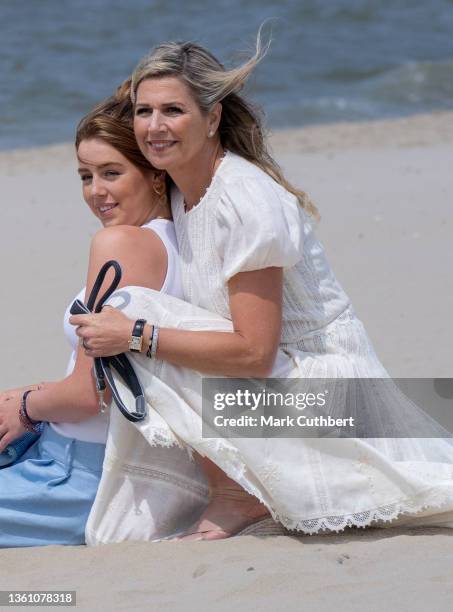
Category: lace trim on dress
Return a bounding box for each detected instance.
[161,436,453,535]
[272,485,453,534]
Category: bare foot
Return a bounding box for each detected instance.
[175,486,271,541]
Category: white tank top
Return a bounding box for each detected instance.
[51,219,183,443]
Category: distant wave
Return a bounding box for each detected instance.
[2,0,453,148]
[267,59,453,127]
[358,59,453,106]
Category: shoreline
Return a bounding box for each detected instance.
[270,109,453,152]
[1,109,453,165]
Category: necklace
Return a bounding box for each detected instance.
[183,147,227,213]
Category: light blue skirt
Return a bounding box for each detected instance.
[0,424,105,548]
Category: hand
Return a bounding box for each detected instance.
[69,306,134,357]
[0,395,28,453]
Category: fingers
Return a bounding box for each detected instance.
[0,433,13,454]
[69,314,96,327]
[76,324,99,356]
[70,308,115,326]
[0,422,10,453]
[78,337,103,358]
[75,323,94,339]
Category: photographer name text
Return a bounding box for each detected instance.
[213,414,355,428]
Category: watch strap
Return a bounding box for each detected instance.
[129,319,146,352]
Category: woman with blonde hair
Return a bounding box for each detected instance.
[0,91,207,547]
[73,34,453,542]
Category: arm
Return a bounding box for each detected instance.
[71,266,283,378]
[0,225,167,450]
[0,348,98,453]
[156,267,282,377]
[0,332,100,454]
[27,224,167,422]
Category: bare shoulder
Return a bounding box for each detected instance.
[91,224,162,247]
[90,224,166,259]
[87,224,168,291]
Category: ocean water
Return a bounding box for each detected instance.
[1,0,453,150]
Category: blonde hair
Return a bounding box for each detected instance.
[131,29,318,218]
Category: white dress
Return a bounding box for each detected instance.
[87,151,453,540]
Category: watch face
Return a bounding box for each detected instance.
[129,336,142,352]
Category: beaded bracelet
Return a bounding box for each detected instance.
[19,390,44,434]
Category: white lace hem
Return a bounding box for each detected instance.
[270,487,453,535]
[144,434,453,535]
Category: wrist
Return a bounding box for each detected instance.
[145,325,160,359]
[123,318,135,352]
[24,391,40,422]
[19,390,44,434]
[141,324,153,354]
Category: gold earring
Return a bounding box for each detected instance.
[152,176,168,212]
[152,172,166,197]
[153,182,166,197]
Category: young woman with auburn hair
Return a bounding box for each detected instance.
[0,92,206,547]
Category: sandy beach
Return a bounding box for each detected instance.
[1,111,452,610]
[0,527,452,611]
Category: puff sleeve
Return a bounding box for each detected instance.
[214,175,304,282]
